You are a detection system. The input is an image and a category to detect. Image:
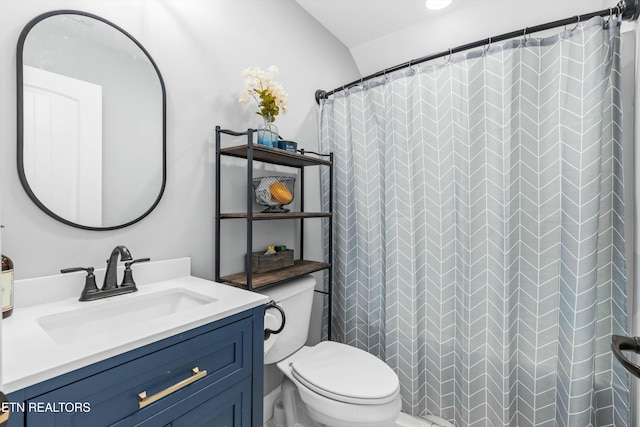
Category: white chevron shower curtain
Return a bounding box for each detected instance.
[319,17,628,427]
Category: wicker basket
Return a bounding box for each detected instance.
[252,176,295,213]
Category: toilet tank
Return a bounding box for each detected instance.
[259,275,316,364]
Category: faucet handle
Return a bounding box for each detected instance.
[61,266,99,301]
[125,258,151,268]
[121,258,150,288]
[61,266,94,274]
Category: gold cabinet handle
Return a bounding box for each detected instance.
[138,367,207,409]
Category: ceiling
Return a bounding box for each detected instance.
[294,0,438,48]
[294,0,612,51]
[295,0,613,77]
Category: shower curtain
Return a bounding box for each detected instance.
[319,17,628,427]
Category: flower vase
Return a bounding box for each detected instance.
[257,117,278,147]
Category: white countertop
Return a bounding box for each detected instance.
[2,258,268,393]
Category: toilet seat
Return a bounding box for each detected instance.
[261,277,402,427]
[290,341,399,405]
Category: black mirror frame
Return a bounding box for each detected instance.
[16,10,167,231]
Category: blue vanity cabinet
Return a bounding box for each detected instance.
[6,306,264,427]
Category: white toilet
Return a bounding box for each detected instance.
[261,275,402,427]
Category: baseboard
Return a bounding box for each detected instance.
[263,387,282,426]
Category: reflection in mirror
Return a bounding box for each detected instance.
[17,11,166,230]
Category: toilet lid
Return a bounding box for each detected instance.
[290,341,399,405]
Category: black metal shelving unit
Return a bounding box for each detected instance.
[215,126,333,337]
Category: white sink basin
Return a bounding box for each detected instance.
[3,259,270,394]
[36,288,217,345]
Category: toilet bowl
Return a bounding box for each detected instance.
[260,276,402,427]
[277,342,402,427]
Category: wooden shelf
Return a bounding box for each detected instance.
[220,144,332,168]
[220,260,330,290]
[220,212,331,220]
[216,126,334,337]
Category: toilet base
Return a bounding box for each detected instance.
[268,383,452,427]
[280,377,321,426]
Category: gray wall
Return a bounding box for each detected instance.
[0,0,359,399]
[0,0,358,279]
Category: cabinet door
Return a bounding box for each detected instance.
[25,317,252,427]
[170,377,251,427]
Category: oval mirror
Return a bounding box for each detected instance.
[17,10,166,230]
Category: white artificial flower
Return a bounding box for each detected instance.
[239,66,288,120]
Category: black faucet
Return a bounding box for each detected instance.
[62,245,151,301]
[103,245,133,290]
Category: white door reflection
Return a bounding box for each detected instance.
[23,66,103,226]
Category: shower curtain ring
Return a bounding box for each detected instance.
[616,5,622,16]
[446,48,452,62]
[571,16,581,31]
[606,7,613,23]
[484,37,492,54]
[523,28,529,42]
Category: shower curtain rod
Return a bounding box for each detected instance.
[315,0,640,104]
